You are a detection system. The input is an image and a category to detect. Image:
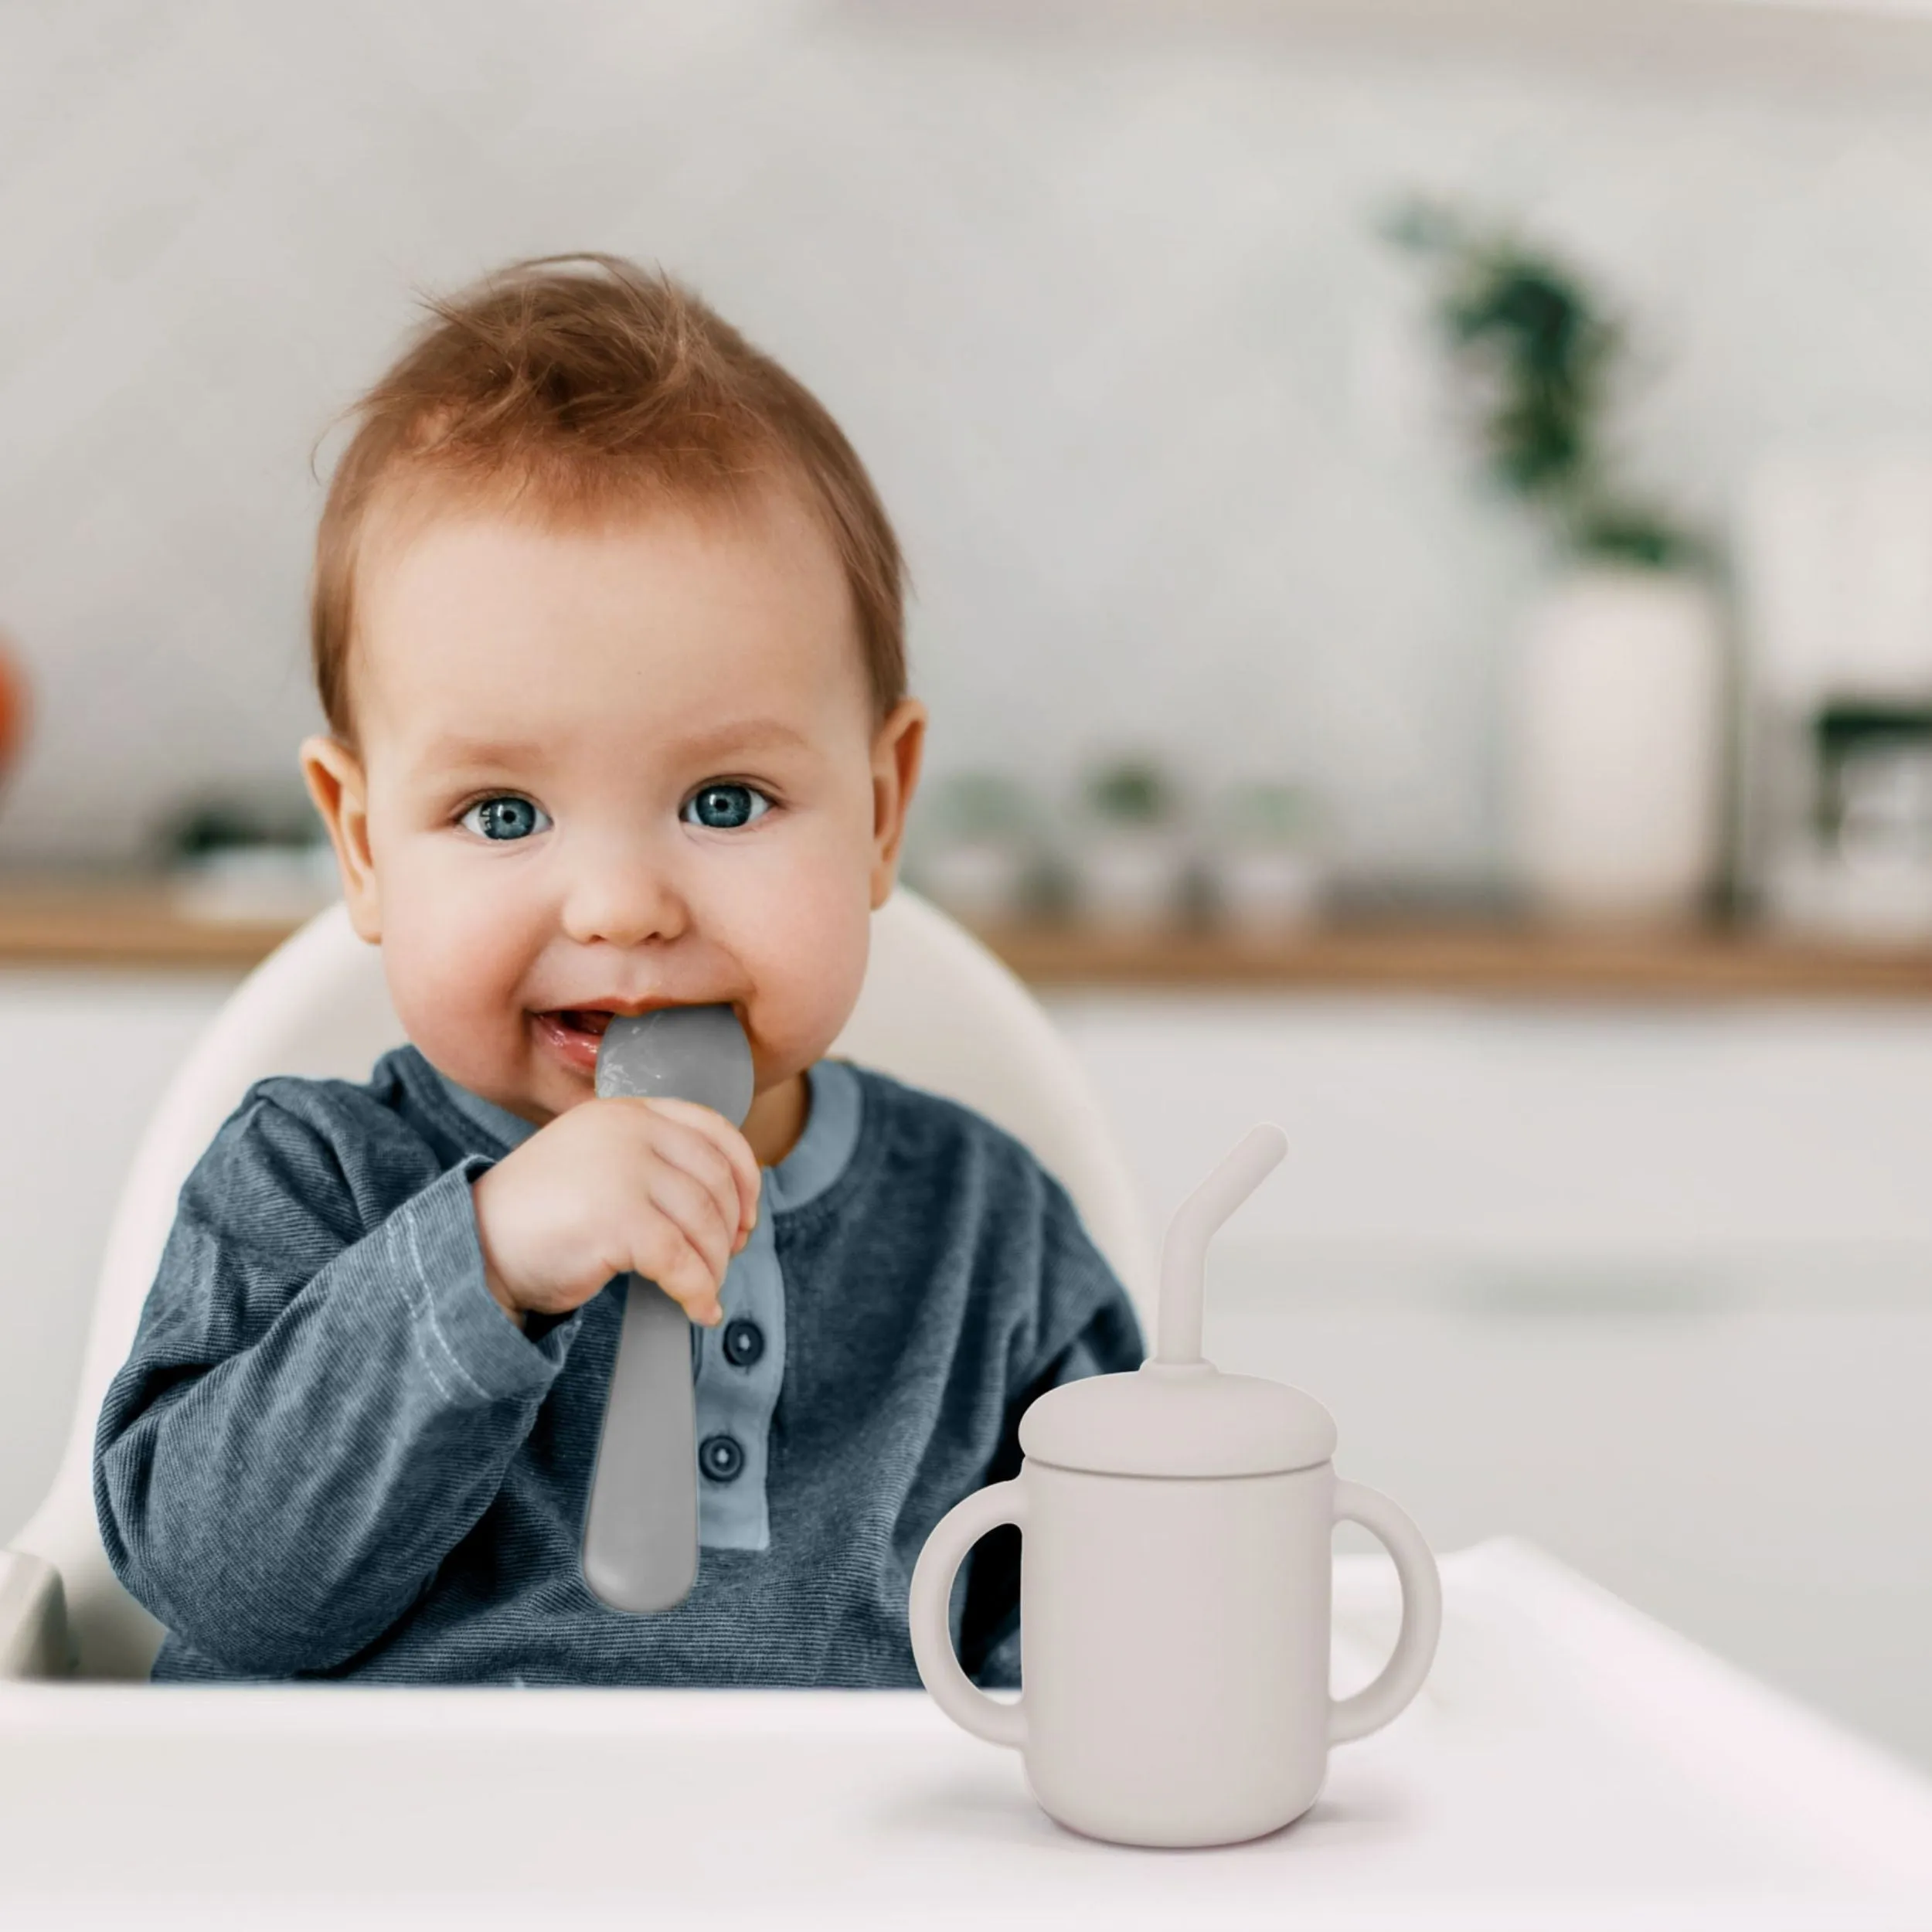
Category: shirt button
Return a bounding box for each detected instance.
[723,1318,766,1369]
[699,1434,745,1483]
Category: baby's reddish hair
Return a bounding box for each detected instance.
[311,254,906,742]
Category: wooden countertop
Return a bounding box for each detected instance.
[9,875,1932,998]
[0,879,305,969]
[978,919,1932,998]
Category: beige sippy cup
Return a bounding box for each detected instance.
[908,1124,1441,1849]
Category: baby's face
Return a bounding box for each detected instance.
[303,483,923,1128]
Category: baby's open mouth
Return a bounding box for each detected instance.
[536,1003,734,1077]
[532,1006,630,1074]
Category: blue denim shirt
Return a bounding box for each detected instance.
[93,1048,1143,1685]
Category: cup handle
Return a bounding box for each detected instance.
[1329,1478,1443,1746]
[908,1478,1028,1750]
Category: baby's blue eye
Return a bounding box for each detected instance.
[461,795,552,842]
[682,784,772,831]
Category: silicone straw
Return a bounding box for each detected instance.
[1154,1123,1288,1366]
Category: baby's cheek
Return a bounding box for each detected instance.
[380,878,529,1066]
[741,882,873,1081]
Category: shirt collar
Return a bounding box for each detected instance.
[431,1056,862,1212]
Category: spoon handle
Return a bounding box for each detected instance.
[580,1274,699,1614]
[582,1003,753,1616]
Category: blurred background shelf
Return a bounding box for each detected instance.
[13,875,1932,997]
[978,919,1932,997]
[0,879,309,971]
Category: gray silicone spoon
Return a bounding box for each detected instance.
[582,1004,755,1614]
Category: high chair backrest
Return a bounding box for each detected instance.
[10,889,1153,1679]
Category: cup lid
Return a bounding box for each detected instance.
[1019,1361,1337,1478]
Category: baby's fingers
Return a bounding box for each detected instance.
[628,1199,727,1326]
[650,1158,738,1290]
[641,1097,762,1236]
[638,1114,758,1261]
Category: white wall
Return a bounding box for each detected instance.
[11,3,1932,878]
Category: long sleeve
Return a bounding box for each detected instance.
[93,1087,582,1677]
[958,1172,1145,1687]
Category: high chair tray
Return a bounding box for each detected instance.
[1,1539,1928,1932]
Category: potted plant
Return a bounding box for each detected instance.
[160,791,341,924]
[1202,778,1325,933]
[1388,200,1724,924]
[1071,756,1192,934]
[906,771,1043,927]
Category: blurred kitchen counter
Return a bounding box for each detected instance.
[981,918,1932,998]
[10,872,1932,997]
[0,875,301,969]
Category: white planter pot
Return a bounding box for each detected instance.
[1510,567,1725,923]
[1074,828,1192,933]
[168,845,342,925]
[1205,847,1324,934]
[917,840,1035,927]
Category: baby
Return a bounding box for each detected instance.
[92,256,1142,1685]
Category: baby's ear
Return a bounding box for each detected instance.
[300,735,382,943]
[868,698,927,910]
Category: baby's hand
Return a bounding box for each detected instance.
[470,1097,760,1330]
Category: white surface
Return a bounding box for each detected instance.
[0,1542,1927,1930]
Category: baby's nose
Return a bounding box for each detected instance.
[559,850,690,948]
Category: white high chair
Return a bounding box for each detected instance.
[0,888,1154,1682]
